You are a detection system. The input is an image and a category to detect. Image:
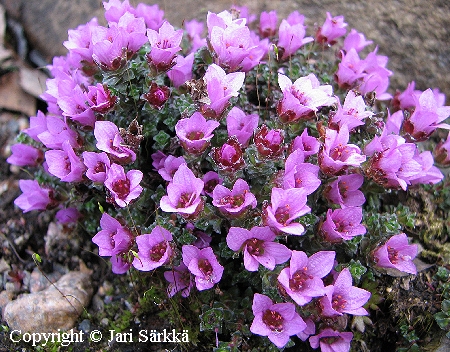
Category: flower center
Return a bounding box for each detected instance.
[186,131,205,141]
[289,268,311,292]
[387,246,400,264]
[177,192,193,208]
[332,294,347,311]
[262,309,284,332]
[274,205,290,226]
[219,194,245,208]
[94,161,106,174]
[245,238,265,256]
[112,179,130,199]
[198,258,213,278]
[149,241,167,261]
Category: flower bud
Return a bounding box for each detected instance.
[211,137,245,174]
[254,124,285,159]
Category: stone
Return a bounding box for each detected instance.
[0,290,13,317]
[2,0,449,99]
[3,271,93,333]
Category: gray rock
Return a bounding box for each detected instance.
[1,0,449,98]
[3,271,93,333]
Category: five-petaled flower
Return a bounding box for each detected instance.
[182,245,223,291]
[133,226,173,271]
[372,233,418,275]
[104,163,143,207]
[250,293,307,348]
[226,226,291,271]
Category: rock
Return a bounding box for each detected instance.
[2,0,450,98]
[0,290,13,317]
[3,271,93,333]
[29,267,63,293]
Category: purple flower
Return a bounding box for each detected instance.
[329,90,373,131]
[185,223,212,249]
[343,29,373,53]
[359,48,392,100]
[104,163,143,207]
[318,126,366,176]
[175,112,220,155]
[7,144,43,167]
[309,328,353,352]
[147,21,183,71]
[211,137,245,174]
[134,3,164,30]
[63,17,98,65]
[320,268,371,317]
[263,188,311,236]
[297,318,316,341]
[82,151,111,183]
[254,125,285,159]
[92,212,133,257]
[316,12,347,46]
[290,128,320,158]
[34,115,80,150]
[201,64,245,119]
[208,11,253,71]
[133,226,173,271]
[114,11,148,53]
[23,111,48,142]
[278,251,335,306]
[402,88,450,142]
[182,245,223,291]
[226,107,259,147]
[212,178,257,217]
[259,11,278,38]
[142,82,170,110]
[45,141,86,182]
[320,207,366,243]
[102,0,133,23]
[277,73,335,123]
[14,180,57,213]
[110,254,132,275]
[283,149,321,195]
[157,155,186,182]
[159,164,204,216]
[94,121,136,164]
[323,174,365,208]
[151,150,167,170]
[86,83,117,114]
[202,171,223,197]
[167,53,194,88]
[91,25,128,71]
[55,207,82,224]
[226,226,291,271]
[240,32,269,72]
[250,293,307,348]
[335,48,366,90]
[373,233,418,275]
[277,19,313,60]
[58,84,96,128]
[164,262,193,297]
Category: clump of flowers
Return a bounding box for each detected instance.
[8,1,450,350]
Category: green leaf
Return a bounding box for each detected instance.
[153,130,170,149]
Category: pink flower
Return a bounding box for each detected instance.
[91,25,128,71]
[373,233,418,275]
[329,90,373,131]
[212,178,257,217]
[94,121,136,164]
[320,268,371,317]
[343,29,373,53]
[283,149,321,195]
[278,250,335,306]
[104,163,143,207]
[335,48,366,89]
[175,112,220,155]
[159,164,204,216]
[14,180,57,213]
[309,328,353,352]
[82,151,111,183]
[226,226,291,271]
[277,73,335,123]
[55,208,82,224]
[164,263,193,297]
[86,83,117,114]
[201,64,245,119]
[320,207,366,243]
[259,11,278,38]
[45,141,86,182]
[226,107,259,147]
[147,21,183,71]
[290,128,320,159]
[7,144,43,167]
[157,155,186,182]
[167,53,194,88]
[402,88,450,142]
[92,212,133,257]
[211,137,245,174]
[182,245,223,291]
[277,19,313,60]
[318,126,366,176]
[263,187,311,236]
[34,115,80,150]
[134,3,164,30]
[323,174,365,208]
[254,125,285,159]
[202,171,223,197]
[316,12,347,46]
[250,293,306,348]
[133,226,173,271]
[142,82,170,110]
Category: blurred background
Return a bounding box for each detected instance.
[1,0,450,98]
